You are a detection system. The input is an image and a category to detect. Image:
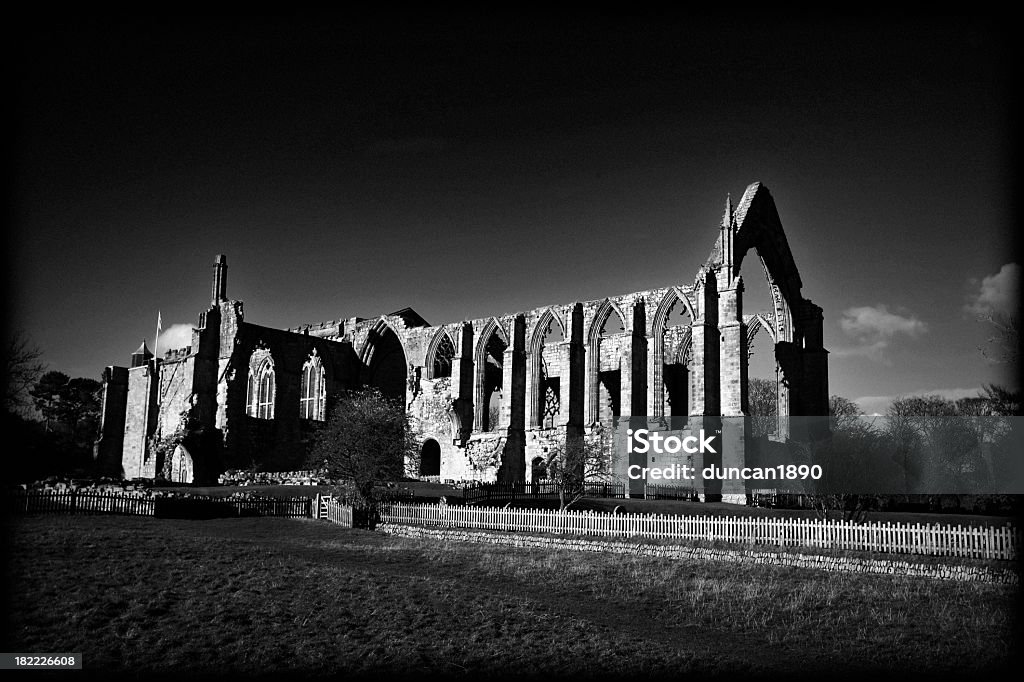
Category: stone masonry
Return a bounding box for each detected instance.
[97,182,828,500]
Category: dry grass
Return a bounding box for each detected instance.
[4,515,1018,680]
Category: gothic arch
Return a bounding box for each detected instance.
[585,298,630,424]
[719,182,827,421]
[746,312,777,348]
[425,327,457,380]
[359,318,408,403]
[474,318,510,431]
[474,318,510,364]
[527,308,567,429]
[300,349,326,421]
[649,287,696,417]
[586,298,628,346]
[650,287,696,336]
[358,318,407,367]
[170,444,194,483]
[673,332,693,366]
[246,347,276,419]
[730,183,803,346]
[528,308,566,356]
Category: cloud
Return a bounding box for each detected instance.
[854,387,984,416]
[840,305,927,338]
[834,304,927,361]
[965,263,1020,317]
[157,323,194,354]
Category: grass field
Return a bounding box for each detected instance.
[4,514,1018,679]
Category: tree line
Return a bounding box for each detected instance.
[748,377,1021,519]
[4,332,101,482]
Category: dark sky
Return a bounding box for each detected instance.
[9,17,1019,413]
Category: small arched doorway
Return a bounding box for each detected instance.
[419,439,441,478]
[171,444,194,484]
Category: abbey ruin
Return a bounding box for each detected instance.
[94,182,829,494]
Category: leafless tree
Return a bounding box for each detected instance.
[4,331,46,415]
[828,394,862,432]
[544,428,615,510]
[747,377,777,438]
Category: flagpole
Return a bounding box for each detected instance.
[154,310,162,361]
[154,311,162,411]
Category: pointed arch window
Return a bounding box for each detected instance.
[430,333,456,380]
[246,351,275,419]
[300,353,326,421]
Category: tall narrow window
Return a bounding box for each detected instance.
[247,351,275,419]
[246,372,256,416]
[300,353,326,421]
[258,365,275,419]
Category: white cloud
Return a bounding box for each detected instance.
[835,304,927,361]
[854,387,984,416]
[965,263,1020,317]
[840,305,927,339]
[830,340,889,360]
[156,323,194,354]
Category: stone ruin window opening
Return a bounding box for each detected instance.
[743,255,783,435]
[170,444,194,484]
[662,298,692,429]
[540,357,560,429]
[246,352,276,420]
[744,261,779,385]
[364,324,408,405]
[537,317,564,429]
[597,306,625,422]
[482,331,507,432]
[431,333,456,380]
[300,352,326,421]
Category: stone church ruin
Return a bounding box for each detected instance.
[95,182,828,496]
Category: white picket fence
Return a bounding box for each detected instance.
[9,490,310,518]
[380,502,1021,561]
[313,494,354,527]
[9,490,156,516]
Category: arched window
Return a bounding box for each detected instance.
[300,353,326,421]
[430,332,456,379]
[246,351,275,419]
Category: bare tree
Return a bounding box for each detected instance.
[885,395,989,500]
[800,395,889,522]
[747,377,777,438]
[4,331,46,415]
[977,384,1021,416]
[544,429,615,510]
[828,394,862,432]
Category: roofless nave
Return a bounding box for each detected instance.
[94,181,828,500]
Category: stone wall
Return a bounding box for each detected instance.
[221,321,357,473]
[94,366,128,477]
[122,363,158,480]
